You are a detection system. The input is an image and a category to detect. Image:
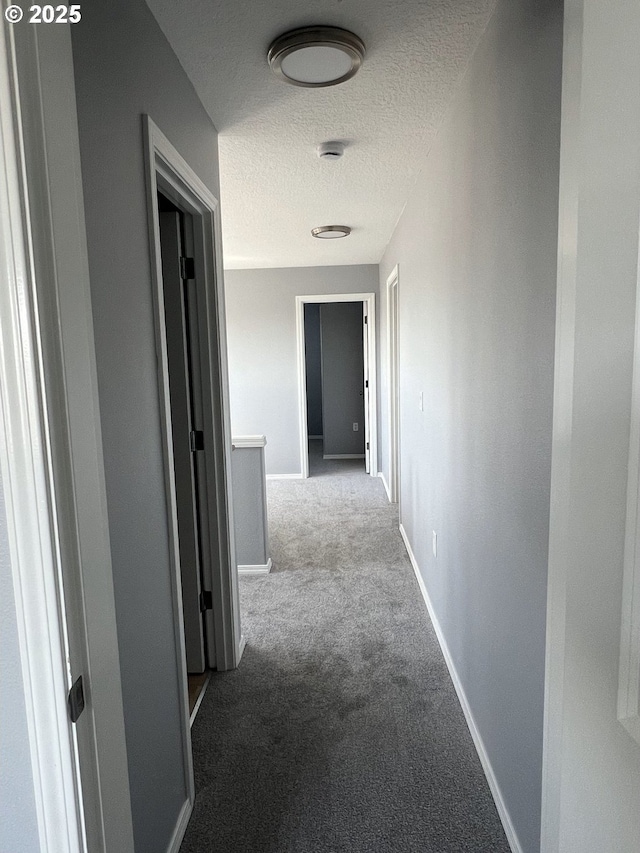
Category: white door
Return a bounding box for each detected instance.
[363,303,371,474]
[388,271,400,503]
[542,1,640,850]
[2,23,135,850]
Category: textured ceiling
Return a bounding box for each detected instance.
[146,0,497,269]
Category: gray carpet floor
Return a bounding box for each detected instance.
[180,441,510,852]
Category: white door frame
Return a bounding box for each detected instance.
[2,20,134,853]
[386,266,400,504]
[542,0,640,849]
[362,301,372,474]
[157,209,207,673]
[143,115,243,848]
[145,116,244,745]
[296,293,377,479]
[143,117,242,672]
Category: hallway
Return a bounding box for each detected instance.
[181,457,509,852]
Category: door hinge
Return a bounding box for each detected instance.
[366,442,370,450]
[365,379,369,388]
[364,315,368,324]
[179,256,195,281]
[190,430,205,452]
[199,590,213,612]
[68,675,85,723]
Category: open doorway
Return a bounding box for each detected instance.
[304,302,366,476]
[296,293,377,480]
[157,192,211,716]
[144,117,242,761]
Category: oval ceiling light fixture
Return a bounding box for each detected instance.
[268,27,365,88]
[311,225,352,239]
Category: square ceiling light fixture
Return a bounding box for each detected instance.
[267,26,366,88]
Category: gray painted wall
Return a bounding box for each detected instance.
[224,265,377,475]
[320,303,365,457]
[0,477,40,853]
[378,1,562,850]
[71,3,222,849]
[231,445,269,567]
[304,304,323,437]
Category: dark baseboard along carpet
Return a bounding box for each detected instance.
[181,442,510,852]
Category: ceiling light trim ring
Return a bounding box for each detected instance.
[311,225,352,239]
[268,26,366,88]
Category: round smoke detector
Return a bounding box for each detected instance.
[317,141,345,160]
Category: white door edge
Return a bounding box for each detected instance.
[4,20,136,853]
[386,266,400,504]
[1,21,90,853]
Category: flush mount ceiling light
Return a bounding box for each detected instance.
[267,27,365,88]
[317,141,345,160]
[311,225,352,239]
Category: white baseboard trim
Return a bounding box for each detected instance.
[398,523,524,853]
[378,471,392,501]
[238,634,247,663]
[232,434,266,448]
[323,454,366,460]
[189,672,211,727]
[266,473,304,480]
[166,797,193,853]
[238,558,272,575]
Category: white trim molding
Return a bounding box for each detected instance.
[188,673,211,727]
[238,559,273,576]
[617,215,640,746]
[323,454,366,460]
[540,3,583,848]
[144,115,243,674]
[386,266,400,504]
[166,800,193,853]
[378,471,392,502]
[399,524,524,853]
[266,473,304,480]
[295,293,378,480]
[232,435,267,448]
